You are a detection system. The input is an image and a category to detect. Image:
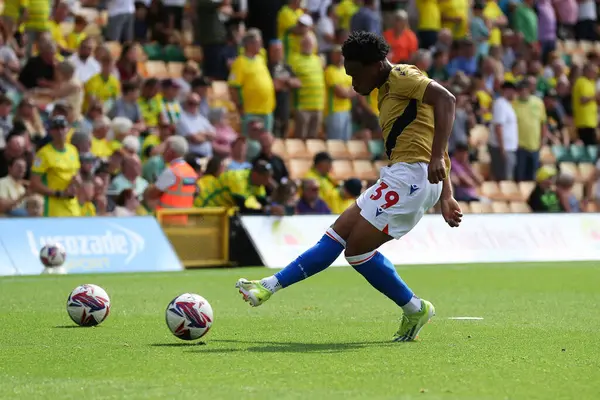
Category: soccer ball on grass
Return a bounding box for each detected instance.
[165,293,213,340]
[67,284,111,327]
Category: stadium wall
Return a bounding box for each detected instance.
[0,217,183,276]
[241,214,600,268]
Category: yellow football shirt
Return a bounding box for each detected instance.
[84,73,121,112]
[304,168,338,210]
[66,31,87,51]
[138,95,162,128]
[141,134,161,160]
[325,64,353,115]
[277,5,303,39]
[378,64,450,172]
[440,0,468,39]
[484,1,503,46]
[91,137,114,159]
[329,190,355,214]
[572,76,597,128]
[196,169,266,209]
[283,30,318,61]
[416,0,441,31]
[2,0,27,19]
[79,201,96,216]
[336,0,359,30]
[289,53,325,111]
[24,0,49,31]
[513,96,547,151]
[228,55,275,115]
[31,144,80,217]
[50,20,68,50]
[475,90,492,123]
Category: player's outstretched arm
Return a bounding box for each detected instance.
[422,81,456,184]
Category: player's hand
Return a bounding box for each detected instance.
[427,156,447,184]
[441,197,463,228]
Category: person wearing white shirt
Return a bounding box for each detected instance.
[316,5,335,54]
[176,93,216,157]
[106,0,135,42]
[489,81,519,181]
[69,37,100,84]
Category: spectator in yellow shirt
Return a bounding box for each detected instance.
[228,29,276,136]
[24,0,51,57]
[336,0,359,30]
[84,53,121,113]
[440,0,469,39]
[90,116,114,160]
[304,152,337,209]
[77,179,96,216]
[49,1,70,56]
[572,64,599,145]
[329,178,362,214]
[138,78,161,128]
[324,46,355,141]
[416,0,441,49]
[283,13,317,62]
[66,15,88,52]
[484,0,508,47]
[277,0,303,38]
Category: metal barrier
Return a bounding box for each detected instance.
[155,208,231,268]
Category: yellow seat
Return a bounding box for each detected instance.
[540,145,555,165]
[499,180,522,201]
[480,181,502,200]
[352,160,377,181]
[326,140,351,159]
[457,201,470,214]
[289,159,311,180]
[105,41,122,59]
[210,81,230,101]
[184,46,203,62]
[572,182,584,201]
[272,139,287,158]
[145,61,169,79]
[331,160,353,180]
[559,162,579,180]
[469,125,489,146]
[306,139,327,157]
[509,201,531,213]
[285,139,309,159]
[579,163,595,182]
[347,140,371,160]
[167,62,184,79]
[491,201,510,213]
[469,201,492,213]
[518,181,535,199]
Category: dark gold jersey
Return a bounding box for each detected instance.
[378,64,449,169]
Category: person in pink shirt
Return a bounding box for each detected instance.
[553,0,577,38]
[208,107,238,158]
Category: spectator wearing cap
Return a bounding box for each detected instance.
[513,0,538,45]
[296,178,331,215]
[316,5,336,55]
[160,79,182,126]
[14,98,46,142]
[350,0,381,35]
[513,80,548,182]
[108,82,144,129]
[277,0,303,39]
[0,95,13,137]
[253,132,289,185]
[572,64,598,146]
[227,137,252,171]
[175,62,201,103]
[138,78,162,129]
[384,10,417,64]
[108,155,149,199]
[329,178,362,214]
[90,116,114,160]
[229,30,275,136]
[289,35,325,139]
[305,152,337,209]
[440,0,468,40]
[489,81,518,181]
[0,157,29,216]
[416,0,441,50]
[30,116,81,217]
[190,76,211,119]
[106,0,135,43]
[147,136,198,223]
[450,142,484,202]
[19,39,56,89]
[0,126,30,179]
[470,2,489,58]
[528,166,562,212]
[447,39,477,77]
[324,46,354,141]
[208,107,238,158]
[268,39,301,138]
[283,13,318,62]
[84,52,121,113]
[69,37,101,84]
[176,92,215,158]
[196,160,279,215]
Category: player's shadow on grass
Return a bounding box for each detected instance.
[194,339,398,354]
[54,325,88,329]
[150,342,207,347]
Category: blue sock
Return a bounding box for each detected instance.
[273,228,345,288]
[347,251,419,310]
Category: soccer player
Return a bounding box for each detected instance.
[236,31,463,342]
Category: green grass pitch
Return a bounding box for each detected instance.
[1,262,600,399]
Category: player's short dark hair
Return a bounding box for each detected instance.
[342,31,389,65]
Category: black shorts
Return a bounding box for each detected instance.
[162,5,184,31]
[578,127,597,146]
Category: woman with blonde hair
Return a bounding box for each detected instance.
[31,61,84,121]
[14,98,46,141]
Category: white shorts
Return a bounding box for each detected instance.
[356,162,442,239]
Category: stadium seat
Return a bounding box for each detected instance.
[347,140,371,160]
[78,8,100,25]
[184,46,203,62]
[518,181,536,199]
[326,140,351,159]
[587,145,598,162]
[306,139,327,157]
[559,162,579,180]
[499,180,522,200]
[563,40,576,53]
[457,201,470,214]
[272,139,286,158]
[570,144,590,163]
[472,161,490,181]
[105,41,122,59]
[167,62,184,78]
[144,61,169,79]
[585,202,598,212]
[352,160,378,181]
[332,160,353,180]
[491,201,510,213]
[572,182,584,201]
[578,40,593,53]
[469,201,492,213]
[480,181,502,200]
[210,81,230,101]
[539,145,555,165]
[289,159,311,180]
[509,201,531,213]
[469,125,489,146]
[285,139,309,159]
[374,160,388,172]
[552,145,571,163]
[368,140,385,159]
[579,163,595,182]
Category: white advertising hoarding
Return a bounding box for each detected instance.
[240,214,600,268]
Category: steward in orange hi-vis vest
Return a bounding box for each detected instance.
[156,159,198,224]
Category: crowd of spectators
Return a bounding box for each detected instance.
[0,0,598,219]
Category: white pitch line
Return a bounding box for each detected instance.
[448,317,484,320]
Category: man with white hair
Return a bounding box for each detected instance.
[108,154,148,198]
[146,136,198,222]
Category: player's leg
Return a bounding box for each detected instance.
[235,204,362,306]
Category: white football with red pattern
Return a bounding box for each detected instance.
[39,243,66,267]
[66,284,111,327]
[165,293,214,340]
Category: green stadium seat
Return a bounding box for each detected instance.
[143,43,163,61]
[368,140,384,160]
[570,144,590,163]
[552,145,571,163]
[164,45,186,62]
[587,145,598,163]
